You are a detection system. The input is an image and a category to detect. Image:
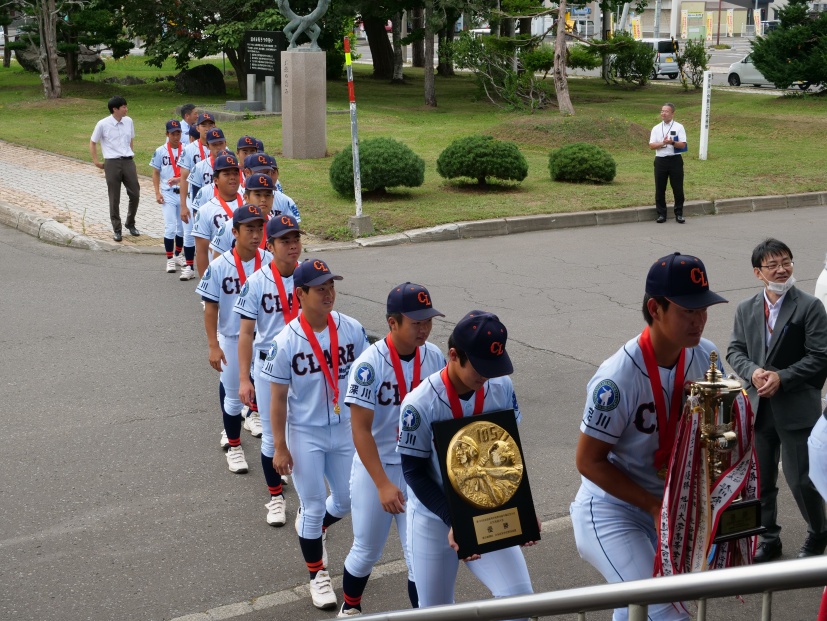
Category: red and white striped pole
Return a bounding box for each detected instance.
[343,37,362,217]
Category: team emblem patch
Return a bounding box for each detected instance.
[216,223,226,237]
[194,209,201,222]
[353,362,375,386]
[593,379,620,412]
[240,282,249,298]
[203,266,212,281]
[401,405,420,432]
[266,341,278,361]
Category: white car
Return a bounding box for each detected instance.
[816,253,827,311]
[727,55,812,89]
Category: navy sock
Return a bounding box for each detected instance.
[174,235,184,253]
[184,245,195,265]
[260,452,283,496]
[298,536,324,577]
[342,567,370,611]
[219,381,226,415]
[323,511,342,529]
[163,237,174,257]
[223,412,242,446]
[408,579,419,608]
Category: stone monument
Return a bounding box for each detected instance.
[278,0,329,159]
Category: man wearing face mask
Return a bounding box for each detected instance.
[728,238,827,563]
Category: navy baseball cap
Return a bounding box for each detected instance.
[237,135,258,150]
[387,283,445,320]
[206,128,226,144]
[266,213,304,239]
[452,311,513,378]
[255,138,265,152]
[233,204,267,228]
[245,173,275,192]
[245,153,277,171]
[196,112,215,125]
[188,126,201,139]
[166,120,182,132]
[646,252,728,309]
[294,259,343,288]
[213,154,239,172]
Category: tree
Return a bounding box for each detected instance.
[751,0,827,89]
[423,0,436,105]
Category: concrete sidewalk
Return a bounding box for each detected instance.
[1,139,825,253]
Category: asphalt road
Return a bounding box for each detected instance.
[2,205,826,621]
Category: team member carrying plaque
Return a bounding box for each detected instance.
[397,311,537,618]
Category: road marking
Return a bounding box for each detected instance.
[169,516,572,621]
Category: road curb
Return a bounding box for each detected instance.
[3,192,826,253]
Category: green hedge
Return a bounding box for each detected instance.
[548,143,616,183]
[329,137,425,197]
[436,135,528,185]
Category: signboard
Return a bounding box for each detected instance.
[726,9,734,37]
[571,7,592,15]
[681,10,688,38]
[706,12,714,40]
[753,9,762,30]
[244,30,286,80]
[631,17,642,39]
[687,12,704,18]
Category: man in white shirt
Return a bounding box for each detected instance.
[648,103,687,224]
[90,96,141,242]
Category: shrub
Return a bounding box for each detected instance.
[548,143,616,183]
[677,39,710,89]
[329,138,425,197]
[436,135,528,185]
[568,44,602,71]
[601,33,655,86]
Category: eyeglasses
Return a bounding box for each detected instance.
[760,260,793,271]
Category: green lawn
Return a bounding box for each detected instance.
[1,56,825,239]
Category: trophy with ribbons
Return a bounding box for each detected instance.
[656,352,763,576]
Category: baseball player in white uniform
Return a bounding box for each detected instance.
[197,205,272,472]
[179,112,215,222]
[235,214,304,526]
[210,173,278,256]
[570,252,727,621]
[187,128,227,204]
[150,120,186,274]
[397,311,536,619]
[261,259,369,610]
[236,136,259,190]
[192,154,244,277]
[338,284,446,617]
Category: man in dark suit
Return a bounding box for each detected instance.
[728,238,827,562]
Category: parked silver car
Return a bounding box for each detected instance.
[641,38,680,79]
[727,55,812,89]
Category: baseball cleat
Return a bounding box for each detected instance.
[179,266,196,281]
[174,254,186,267]
[219,430,230,450]
[338,603,362,617]
[309,570,337,610]
[226,445,249,474]
[245,411,263,437]
[166,258,176,273]
[281,474,290,487]
[265,496,287,526]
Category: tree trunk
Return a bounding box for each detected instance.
[518,16,533,37]
[553,0,575,114]
[65,49,79,81]
[37,0,61,99]
[411,8,424,68]
[423,0,436,107]
[436,12,457,77]
[3,25,11,68]
[364,16,394,79]
[391,11,404,83]
[501,18,515,37]
[226,47,246,98]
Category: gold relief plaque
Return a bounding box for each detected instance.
[446,422,524,510]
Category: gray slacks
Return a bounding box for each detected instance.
[104,157,140,232]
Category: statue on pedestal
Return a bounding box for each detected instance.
[276,0,330,51]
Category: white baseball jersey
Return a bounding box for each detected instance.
[192,183,216,211]
[191,193,243,241]
[196,248,272,337]
[261,311,369,426]
[580,335,720,498]
[346,340,446,465]
[187,156,215,197]
[149,143,184,198]
[273,191,302,223]
[180,140,206,174]
[233,262,298,353]
[209,192,301,255]
[397,372,522,521]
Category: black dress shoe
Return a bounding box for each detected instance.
[113,231,123,242]
[798,532,827,558]
[676,215,686,224]
[127,226,141,236]
[753,539,782,563]
[656,215,666,223]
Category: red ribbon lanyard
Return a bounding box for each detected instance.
[639,326,686,472]
[232,247,261,288]
[764,299,774,334]
[385,335,421,402]
[166,143,181,178]
[217,193,242,218]
[299,313,340,414]
[209,153,215,171]
[198,140,206,161]
[440,367,484,419]
[271,261,300,324]
[240,171,246,189]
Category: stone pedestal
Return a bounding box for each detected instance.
[281,50,327,159]
[348,215,374,238]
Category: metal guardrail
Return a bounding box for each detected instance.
[350,557,827,621]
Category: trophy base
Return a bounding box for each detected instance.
[713,498,765,543]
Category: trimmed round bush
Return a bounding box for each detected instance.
[436,135,528,185]
[548,143,616,183]
[329,138,425,197]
